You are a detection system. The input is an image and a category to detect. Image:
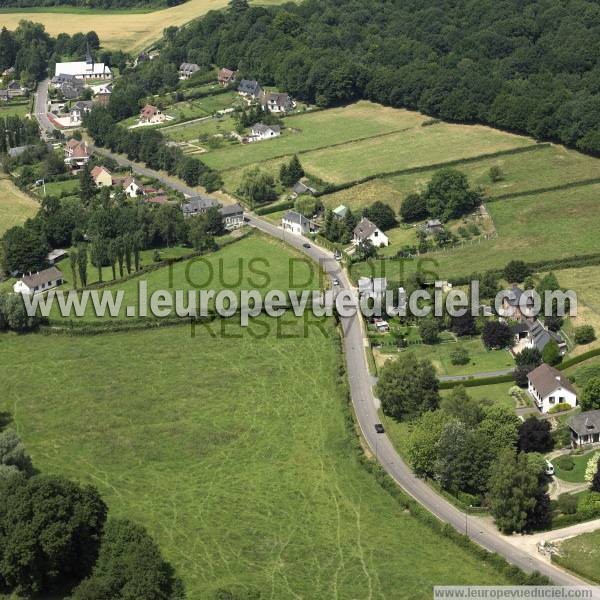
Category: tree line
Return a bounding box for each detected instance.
[145,0,600,157]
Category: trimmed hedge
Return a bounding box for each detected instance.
[254,200,294,216]
[557,347,600,370]
[439,373,514,389]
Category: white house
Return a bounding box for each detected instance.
[249,123,281,142]
[261,92,294,113]
[139,104,167,124]
[179,62,200,80]
[122,176,143,198]
[13,267,64,295]
[281,211,314,235]
[352,217,389,247]
[527,363,577,414]
[69,100,93,125]
[569,410,600,448]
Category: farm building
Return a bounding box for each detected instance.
[13,267,64,295]
[527,363,577,414]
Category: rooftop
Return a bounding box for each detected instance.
[569,409,600,436]
[19,266,63,290]
[527,363,576,398]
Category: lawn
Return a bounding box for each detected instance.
[0,0,287,53]
[0,320,513,598]
[164,91,240,122]
[48,232,323,320]
[553,451,597,483]
[556,529,600,583]
[201,102,428,171]
[164,114,237,143]
[38,178,80,197]
[384,338,514,377]
[0,101,30,118]
[0,175,39,236]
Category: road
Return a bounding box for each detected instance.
[45,136,593,586]
[34,79,56,136]
[246,215,591,587]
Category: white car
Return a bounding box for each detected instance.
[545,460,555,476]
[332,278,340,286]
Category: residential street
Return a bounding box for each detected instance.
[34,79,56,136]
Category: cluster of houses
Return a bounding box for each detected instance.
[180,197,245,230]
[90,165,169,204]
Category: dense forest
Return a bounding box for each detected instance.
[0,0,183,9]
[150,0,600,155]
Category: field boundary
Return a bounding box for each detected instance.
[315,143,549,198]
[488,177,600,203]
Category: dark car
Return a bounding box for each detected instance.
[374,423,385,434]
[302,243,311,248]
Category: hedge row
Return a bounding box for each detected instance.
[254,200,294,216]
[330,319,549,585]
[439,373,514,389]
[489,176,600,203]
[558,347,600,371]
[316,143,549,198]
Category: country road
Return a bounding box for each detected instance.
[32,106,595,586]
[34,79,56,136]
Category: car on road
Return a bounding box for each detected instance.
[545,460,555,476]
[302,243,311,249]
[374,423,385,434]
[333,278,340,286]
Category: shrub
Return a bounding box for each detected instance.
[574,325,596,345]
[450,346,470,365]
[548,402,572,414]
[555,455,574,471]
[489,166,504,182]
[557,493,578,515]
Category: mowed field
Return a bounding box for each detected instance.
[321,143,600,212]
[0,320,514,598]
[0,0,285,53]
[0,175,39,236]
[47,232,323,320]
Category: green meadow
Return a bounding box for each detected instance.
[557,529,600,583]
[0,319,513,598]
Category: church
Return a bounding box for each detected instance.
[54,45,112,81]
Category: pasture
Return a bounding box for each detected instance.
[199,102,428,171]
[0,101,30,118]
[0,321,513,598]
[557,529,600,583]
[0,0,286,53]
[48,232,323,320]
[352,182,600,281]
[0,175,39,236]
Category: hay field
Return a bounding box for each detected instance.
[1,0,285,53]
[0,175,39,236]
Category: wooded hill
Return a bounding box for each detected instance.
[157,0,600,156]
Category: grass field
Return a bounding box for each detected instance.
[0,321,513,598]
[557,529,600,583]
[0,175,38,236]
[0,101,30,118]
[553,451,596,483]
[1,0,286,53]
[198,102,428,171]
[48,232,323,320]
[352,181,600,281]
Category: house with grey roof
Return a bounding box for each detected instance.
[249,123,281,142]
[181,197,221,217]
[511,319,567,355]
[527,363,577,413]
[13,267,64,295]
[179,63,201,80]
[260,92,294,113]
[425,219,443,234]
[237,79,262,99]
[353,217,389,247]
[569,409,600,448]
[219,203,244,229]
[281,210,315,235]
[292,181,317,197]
[332,205,348,220]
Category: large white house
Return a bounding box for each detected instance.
[281,211,314,235]
[353,217,389,247]
[527,363,577,414]
[13,267,64,295]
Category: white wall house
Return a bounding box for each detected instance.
[249,123,281,142]
[352,217,389,247]
[123,177,143,198]
[13,267,64,295]
[282,211,313,235]
[527,363,577,414]
[219,204,244,230]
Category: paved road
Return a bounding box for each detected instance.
[52,143,592,586]
[246,215,590,586]
[34,79,56,136]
